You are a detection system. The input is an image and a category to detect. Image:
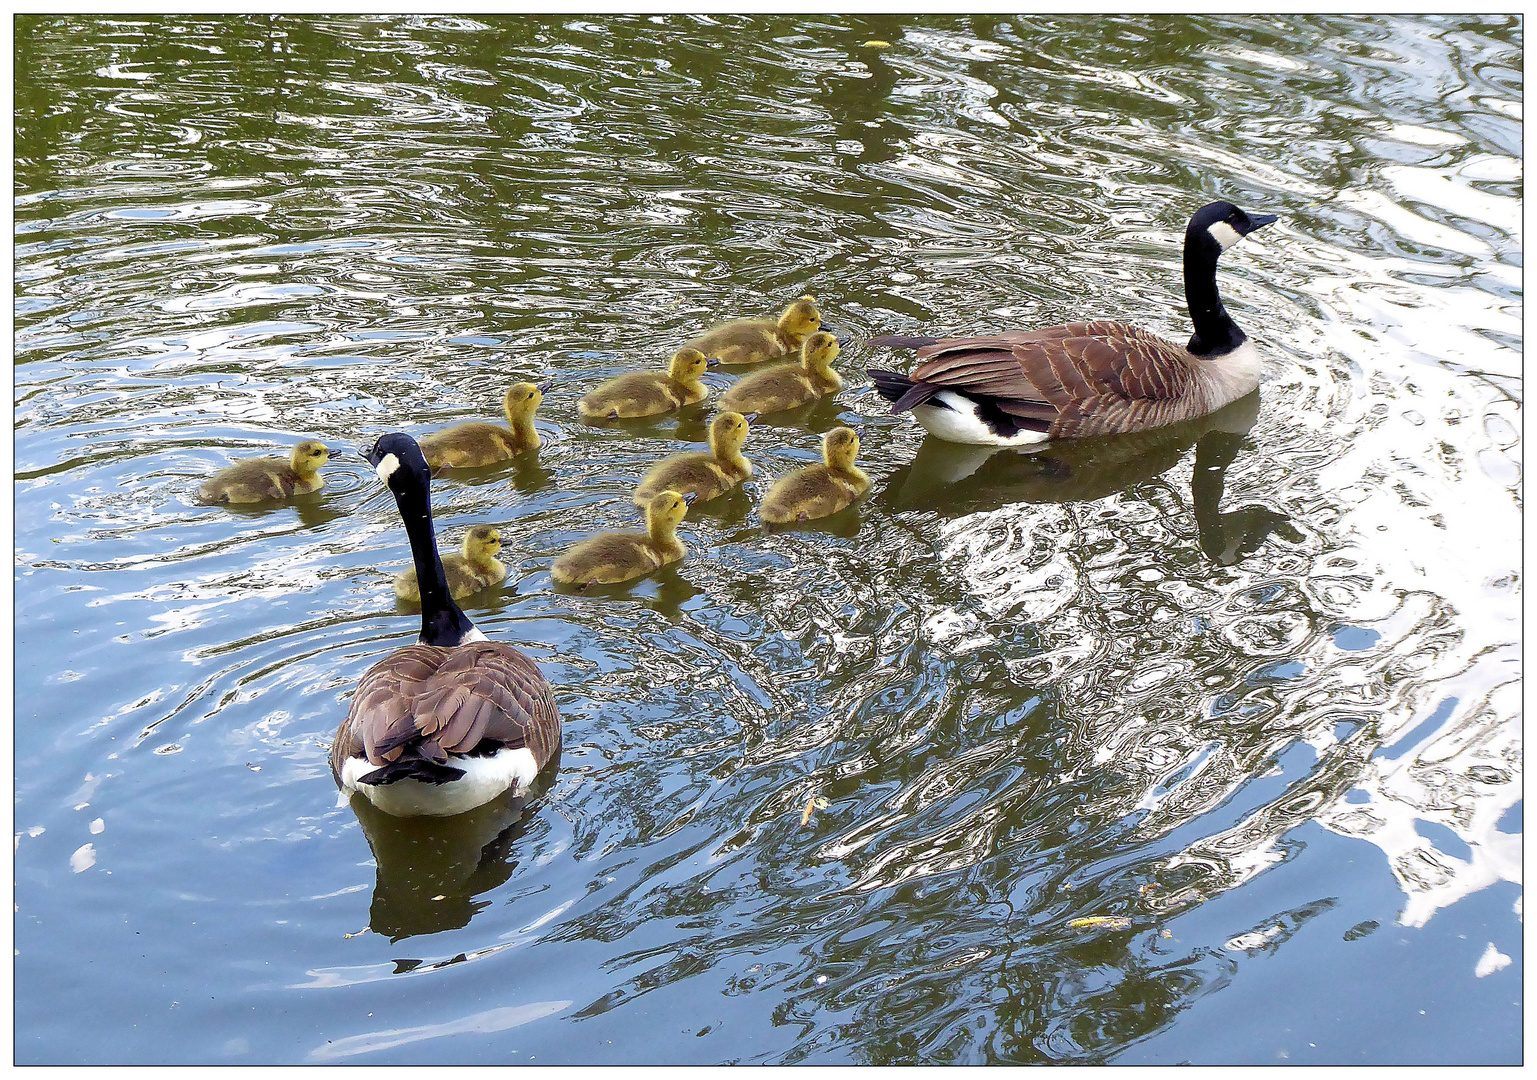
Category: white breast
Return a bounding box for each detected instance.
[910,393,1053,449]
[340,747,539,818]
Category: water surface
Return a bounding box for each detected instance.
[15,14,1521,1064]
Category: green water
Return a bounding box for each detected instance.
[14,14,1521,1064]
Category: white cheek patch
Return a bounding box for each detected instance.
[373,453,400,483]
[1208,221,1243,251]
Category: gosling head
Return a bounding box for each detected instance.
[800,331,840,373]
[668,347,710,386]
[290,440,330,478]
[778,295,822,339]
[709,410,752,454]
[463,523,502,561]
[647,488,691,532]
[502,381,543,425]
[360,432,432,502]
[1188,200,1278,256]
[822,426,861,469]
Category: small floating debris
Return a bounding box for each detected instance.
[1475,942,1511,977]
[1068,916,1132,930]
[863,40,891,47]
[70,843,97,873]
[343,927,371,939]
[800,795,830,826]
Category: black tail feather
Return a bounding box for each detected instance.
[359,758,467,787]
[868,367,942,414]
[866,334,941,350]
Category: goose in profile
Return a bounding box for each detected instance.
[196,440,330,504]
[759,426,871,524]
[418,381,544,470]
[393,524,508,604]
[331,433,560,818]
[578,349,710,419]
[719,331,843,415]
[550,489,691,587]
[866,201,1277,446]
[682,295,823,365]
[632,411,754,508]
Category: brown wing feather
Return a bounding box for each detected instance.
[904,321,1196,437]
[331,641,560,784]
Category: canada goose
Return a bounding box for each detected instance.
[196,440,330,505]
[550,489,691,587]
[760,426,871,523]
[718,331,843,414]
[632,411,754,508]
[418,381,543,470]
[866,201,1278,446]
[393,524,508,604]
[331,433,560,818]
[578,349,710,419]
[682,295,822,365]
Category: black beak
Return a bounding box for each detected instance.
[1246,213,1278,232]
[705,358,722,370]
[357,442,378,464]
[741,412,759,424]
[820,324,851,347]
[538,380,555,392]
[682,492,698,507]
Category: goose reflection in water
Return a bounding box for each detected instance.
[347,762,555,942]
[877,392,1300,564]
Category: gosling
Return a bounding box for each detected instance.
[393,524,508,603]
[551,490,690,587]
[197,440,329,505]
[759,427,871,524]
[632,411,753,508]
[419,381,543,470]
[681,295,822,365]
[578,349,710,419]
[718,331,842,415]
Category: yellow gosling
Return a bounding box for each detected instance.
[197,440,329,505]
[759,427,871,524]
[394,524,508,603]
[632,411,753,508]
[719,331,842,414]
[419,382,543,470]
[578,349,709,420]
[550,490,690,587]
[681,294,822,365]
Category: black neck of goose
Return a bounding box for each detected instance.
[393,478,477,647]
[1183,234,1245,358]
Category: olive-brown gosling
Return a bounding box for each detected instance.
[393,524,507,603]
[197,440,329,505]
[632,411,753,508]
[718,331,843,414]
[759,427,871,524]
[419,382,543,470]
[578,349,710,419]
[550,490,690,587]
[681,295,822,365]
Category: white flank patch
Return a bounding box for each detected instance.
[1208,220,1244,250]
[70,843,97,873]
[911,392,1053,449]
[373,453,400,483]
[1475,942,1511,977]
[340,747,540,818]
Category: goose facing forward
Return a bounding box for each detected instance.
[331,433,560,818]
[866,201,1277,446]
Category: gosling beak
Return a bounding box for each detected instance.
[538,380,555,392]
[682,492,698,507]
[820,324,851,347]
[705,358,722,370]
[741,412,759,424]
[1245,213,1279,232]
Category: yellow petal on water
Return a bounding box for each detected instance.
[1068,916,1132,930]
[863,40,891,47]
